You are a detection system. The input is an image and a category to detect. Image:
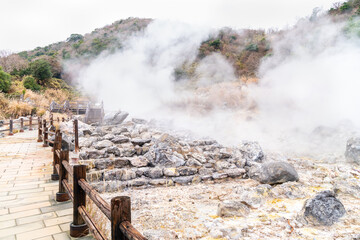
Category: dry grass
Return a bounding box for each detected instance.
[0,82,76,118]
[43,89,71,103]
[7,101,33,117]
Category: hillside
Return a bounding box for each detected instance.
[1,0,360,119]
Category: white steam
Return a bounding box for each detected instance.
[77,20,211,116]
[76,17,360,158]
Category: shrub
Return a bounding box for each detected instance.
[72,40,83,50]
[340,2,352,12]
[209,39,221,50]
[23,76,41,91]
[29,59,52,84]
[245,43,259,52]
[91,38,108,55]
[0,67,11,93]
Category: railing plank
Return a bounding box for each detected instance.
[119,221,148,240]
[78,206,107,240]
[62,179,74,201]
[55,149,61,159]
[78,179,111,220]
[55,164,60,175]
[62,160,73,178]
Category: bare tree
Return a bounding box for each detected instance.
[0,51,28,73]
[332,2,342,10]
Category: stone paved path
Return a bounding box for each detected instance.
[0,130,93,240]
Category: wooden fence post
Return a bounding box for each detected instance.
[43,119,48,147]
[29,116,33,131]
[74,119,79,153]
[37,117,42,142]
[70,165,89,237]
[56,149,70,202]
[9,119,13,136]
[50,114,54,127]
[20,118,24,132]
[111,196,131,240]
[51,130,60,181]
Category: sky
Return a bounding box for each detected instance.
[1,0,337,52]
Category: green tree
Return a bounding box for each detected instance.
[29,59,52,85]
[66,34,84,42]
[23,76,41,91]
[209,39,221,50]
[0,67,11,93]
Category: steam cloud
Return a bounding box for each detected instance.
[74,17,360,159]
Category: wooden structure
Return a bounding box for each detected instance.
[49,101,64,113]
[40,118,147,240]
[84,102,104,124]
[50,100,104,124]
[64,101,88,115]
[0,116,39,136]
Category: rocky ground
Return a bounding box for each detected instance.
[60,111,360,240]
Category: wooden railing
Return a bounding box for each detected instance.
[42,118,147,240]
[0,116,39,135]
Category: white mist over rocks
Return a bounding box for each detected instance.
[75,17,360,159]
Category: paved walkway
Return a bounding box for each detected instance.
[0,130,91,240]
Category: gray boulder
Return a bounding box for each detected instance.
[131,138,151,146]
[239,141,264,166]
[129,156,149,167]
[217,200,250,217]
[248,161,299,184]
[111,136,129,144]
[104,111,129,125]
[94,159,114,170]
[94,140,113,150]
[303,191,346,226]
[105,146,120,156]
[172,176,194,184]
[79,137,97,148]
[345,137,360,164]
[144,168,163,179]
[61,134,74,151]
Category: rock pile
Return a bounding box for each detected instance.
[65,116,299,192]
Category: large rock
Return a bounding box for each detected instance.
[79,137,97,148]
[111,136,129,144]
[345,137,360,164]
[94,159,114,170]
[105,146,120,156]
[217,200,250,217]
[61,134,74,151]
[104,111,129,125]
[144,168,163,179]
[172,176,194,184]
[129,156,149,167]
[248,161,299,184]
[303,191,346,226]
[94,140,114,150]
[131,138,151,146]
[239,141,264,166]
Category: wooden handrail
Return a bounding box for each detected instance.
[62,160,73,178]
[62,179,74,202]
[78,206,107,240]
[78,179,111,220]
[120,221,148,240]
